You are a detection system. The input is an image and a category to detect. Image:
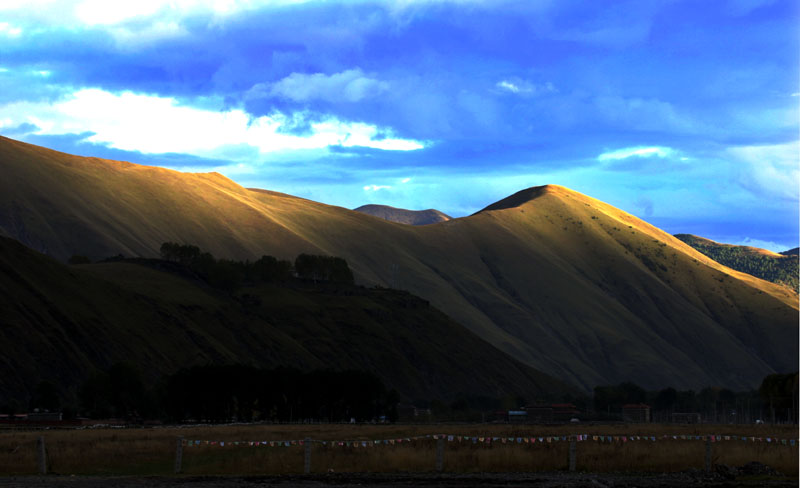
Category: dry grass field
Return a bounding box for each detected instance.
[0,424,796,477]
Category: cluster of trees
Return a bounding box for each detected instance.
[32,363,397,423]
[10,369,798,425]
[294,254,354,284]
[79,362,157,419]
[593,373,798,423]
[164,365,396,423]
[759,373,799,423]
[68,243,356,291]
[157,242,353,290]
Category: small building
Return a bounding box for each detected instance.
[27,411,63,421]
[507,410,528,423]
[671,412,702,424]
[524,405,553,423]
[396,403,431,421]
[622,403,651,423]
[524,403,580,423]
[552,403,581,422]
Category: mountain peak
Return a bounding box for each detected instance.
[475,184,573,214]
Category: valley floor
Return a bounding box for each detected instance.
[0,471,796,488]
[1,424,797,480]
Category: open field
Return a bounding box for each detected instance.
[0,424,796,477]
[1,472,798,488]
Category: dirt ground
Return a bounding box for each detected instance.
[0,471,795,488]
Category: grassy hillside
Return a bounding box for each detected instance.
[248,185,798,391]
[0,236,572,404]
[675,234,799,291]
[0,136,796,392]
[354,204,451,225]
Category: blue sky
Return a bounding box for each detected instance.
[0,0,797,250]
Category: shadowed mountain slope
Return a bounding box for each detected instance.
[675,234,799,291]
[354,204,451,225]
[1,136,797,392]
[0,236,572,402]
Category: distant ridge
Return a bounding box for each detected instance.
[354,204,451,225]
[675,234,798,291]
[780,247,799,256]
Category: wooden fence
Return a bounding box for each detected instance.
[27,432,798,476]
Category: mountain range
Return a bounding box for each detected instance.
[0,135,796,395]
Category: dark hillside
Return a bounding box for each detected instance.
[0,237,573,405]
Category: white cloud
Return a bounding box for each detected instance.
[74,0,165,25]
[495,79,556,96]
[496,81,521,93]
[0,0,317,48]
[107,20,188,47]
[364,184,392,191]
[727,142,799,201]
[597,146,675,161]
[0,88,425,156]
[0,22,23,37]
[734,237,793,253]
[0,0,312,26]
[592,96,699,133]
[401,177,411,183]
[250,69,389,103]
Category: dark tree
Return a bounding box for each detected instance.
[253,255,293,281]
[653,387,677,411]
[30,381,61,411]
[160,242,201,264]
[295,254,354,284]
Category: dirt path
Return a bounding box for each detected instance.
[0,472,794,488]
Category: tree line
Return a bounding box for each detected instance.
[157,242,354,290]
[71,243,356,291]
[67,363,398,423]
[11,369,798,424]
[592,373,798,424]
[84,243,355,292]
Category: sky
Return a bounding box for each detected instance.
[0,0,797,251]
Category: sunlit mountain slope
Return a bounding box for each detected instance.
[1,136,796,392]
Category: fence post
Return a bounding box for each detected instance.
[36,436,47,475]
[174,436,184,474]
[704,436,712,473]
[435,437,445,472]
[304,438,312,474]
[568,436,577,472]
